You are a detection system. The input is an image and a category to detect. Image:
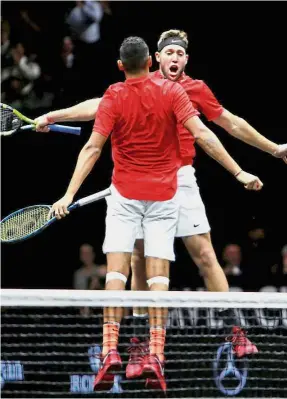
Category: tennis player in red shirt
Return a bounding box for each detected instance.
[129,30,270,372]
[36,30,287,386]
[50,36,245,392]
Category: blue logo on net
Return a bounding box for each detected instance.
[70,345,123,394]
[213,342,248,396]
[1,361,24,389]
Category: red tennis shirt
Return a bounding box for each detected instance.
[93,74,199,201]
[151,70,224,166]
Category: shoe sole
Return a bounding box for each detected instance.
[94,362,122,391]
[146,377,167,393]
[94,376,115,392]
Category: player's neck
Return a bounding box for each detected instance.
[125,69,149,80]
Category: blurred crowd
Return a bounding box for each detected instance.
[2,2,286,299]
[1,1,113,114]
[220,228,287,291]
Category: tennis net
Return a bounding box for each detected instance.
[1,289,287,398]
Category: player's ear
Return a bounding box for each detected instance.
[155,52,160,62]
[147,55,152,68]
[117,60,124,71]
[185,54,189,65]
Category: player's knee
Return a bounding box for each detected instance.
[105,271,128,290]
[147,276,170,291]
[145,257,169,291]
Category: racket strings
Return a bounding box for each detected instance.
[0,106,22,133]
[1,206,50,241]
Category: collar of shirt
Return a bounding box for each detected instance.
[125,75,149,85]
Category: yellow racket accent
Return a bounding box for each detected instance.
[12,107,35,125]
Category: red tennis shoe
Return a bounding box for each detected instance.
[142,354,166,393]
[93,349,122,391]
[126,337,149,379]
[227,326,258,358]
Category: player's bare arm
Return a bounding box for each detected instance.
[184,116,263,191]
[213,109,287,162]
[50,132,107,219]
[35,98,102,132]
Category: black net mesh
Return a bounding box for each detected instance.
[1,305,287,398]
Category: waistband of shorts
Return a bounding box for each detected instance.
[178,165,195,176]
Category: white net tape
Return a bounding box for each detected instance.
[1,289,287,398]
[1,289,286,308]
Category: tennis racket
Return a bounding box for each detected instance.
[0,188,111,244]
[0,103,81,136]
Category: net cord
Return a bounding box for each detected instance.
[1,289,286,308]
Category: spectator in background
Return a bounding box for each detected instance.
[1,33,41,109]
[73,243,107,317]
[66,1,105,97]
[222,244,244,288]
[74,243,107,291]
[222,244,242,277]
[66,1,103,47]
[52,36,80,108]
[61,36,75,69]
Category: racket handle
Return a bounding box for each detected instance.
[48,124,81,135]
[76,188,111,208]
[21,124,81,135]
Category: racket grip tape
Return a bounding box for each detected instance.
[76,188,111,207]
[49,124,81,135]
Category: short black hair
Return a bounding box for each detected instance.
[119,36,149,73]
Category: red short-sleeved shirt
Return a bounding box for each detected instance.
[151,70,224,166]
[93,75,199,201]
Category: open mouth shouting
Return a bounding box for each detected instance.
[167,64,180,80]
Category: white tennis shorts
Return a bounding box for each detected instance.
[136,165,210,239]
[103,185,179,261]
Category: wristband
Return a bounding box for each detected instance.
[234,169,242,177]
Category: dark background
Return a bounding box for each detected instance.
[1,1,287,290]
